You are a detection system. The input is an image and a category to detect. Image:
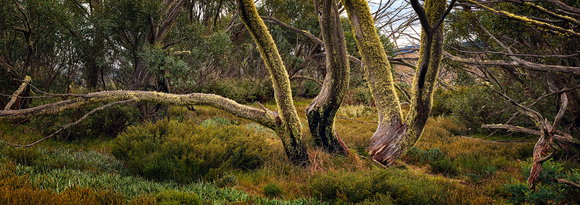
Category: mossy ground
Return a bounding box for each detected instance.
[0,97,574,204]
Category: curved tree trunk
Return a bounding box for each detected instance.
[237,0,308,165]
[305,0,350,154]
[343,0,447,165]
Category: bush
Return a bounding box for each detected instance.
[402,147,458,176]
[1,146,127,175]
[310,168,485,204]
[502,159,580,204]
[30,103,141,140]
[343,86,374,106]
[110,119,272,182]
[156,190,201,205]
[263,183,283,197]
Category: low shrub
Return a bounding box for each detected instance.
[309,168,486,204]
[110,119,272,182]
[343,86,374,106]
[402,147,458,176]
[502,159,580,204]
[29,103,141,140]
[156,190,201,205]
[0,162,146,205]
[1,146,127,175]
[263,183,283,197]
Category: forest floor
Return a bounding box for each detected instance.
[1,98,578,204]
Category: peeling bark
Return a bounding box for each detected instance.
[343,0,448,166]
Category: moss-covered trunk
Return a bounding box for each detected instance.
[237,0,308,165]
[403,0,446,158]
[343,0,446,165]
[305,0,350,154]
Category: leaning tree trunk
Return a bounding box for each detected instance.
[343,0,448,165]
[237,0,308,164]
[305,0,350,154]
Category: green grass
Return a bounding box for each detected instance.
[1,98,578,204]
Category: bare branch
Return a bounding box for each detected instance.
[410,0,431,35]
[445,44,580,58]
[465,0,580,37]
[5,99,135,147]
[432,0,457,30]
[482,124,541,135]
[261,16,323,45]
[4,76,31,110]
[290,75,323,86]
[0,90,280,130]
[554,178,580,189]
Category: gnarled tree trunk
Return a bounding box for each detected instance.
[305,0,350,154]
[343,0,448,165]
[237,0,308,164]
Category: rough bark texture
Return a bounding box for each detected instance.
[305,0,350,154]
[4,76,31,111]
[0,90,279,128]
[404,0,446,157]
[343,0,446,166]
[342,0,404,165]
[237,0,308,164]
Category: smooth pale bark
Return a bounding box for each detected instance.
[237,0,308,164]
[305,0,350,154]
[343,0,446,165]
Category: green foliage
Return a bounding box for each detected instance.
[1,146,127,175]
[403,147,458,176]
[343,86,374,106]
[1,147,41,166]
[140,46,191,89]
[110,119,272,182]
[309,168,484,204]
[454,153,500,182]
[30,103,141,140]
[156,190,201,205]
[431,87,454,116]
[502,159,580,204]
[263,183,283,197]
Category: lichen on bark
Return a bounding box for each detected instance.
[343,0,447,165]
[237,0,308,164]
[305,0,350,154]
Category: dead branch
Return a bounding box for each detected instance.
[5,76,31,110]
[4,99,135,147]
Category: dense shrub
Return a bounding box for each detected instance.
[343,86,374,106]
[445,85,567,134]
[1,146,127,175]
[503,159,580,204]
[156,190,201,205]
[30,103,141,140]
[263,183,283,197]
[110,119,272,182]
[402,147,458,176]
[309,168,486,204]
